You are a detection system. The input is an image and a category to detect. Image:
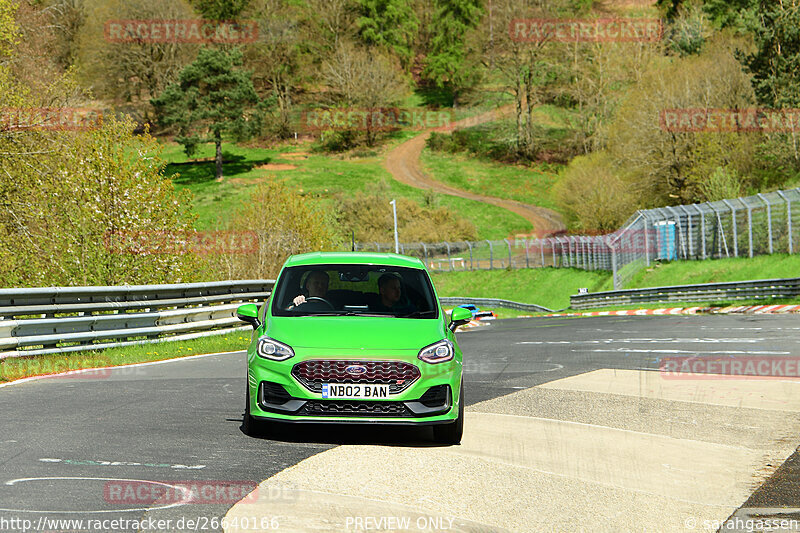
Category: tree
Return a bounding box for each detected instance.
[356,0,419,69]
[322,41,407,145]
[75,0,197,122]
[484,0,563,159]
[190,0,249,20]
[243,0,307,138]
[214,180,340,279]
[152,46,262,180]
[605,39,757,206]
[745,0,800,109]
[423,0,483,106]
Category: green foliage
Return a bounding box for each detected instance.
[336,187,478,243]
[190,0,250,19]
[423,0,483,104]
[665,1,712,56]
[744,0,800,109]
[152,46,263,179]
[357,0,419,68]
[554,152,634,232]
[697,166,742,202]
[0,0,18,58]
[0,117,201,287]
[213,179,341,279]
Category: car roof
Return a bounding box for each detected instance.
[284,252,426,269]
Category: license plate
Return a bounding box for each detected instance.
[321,383,389,399]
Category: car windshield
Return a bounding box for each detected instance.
[271,264,438,318]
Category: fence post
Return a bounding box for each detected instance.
[466,241,473,270]
[745,201,754,258]
[757,193,773,254]
[697,205,707,259]
[567,237,573,266]
[374,242,380,253]
[399,243,405,254]
[610,239,620,289]
[550,238,557,266]
[722,200,738,257]
[504,238,512,269]
[524,239,530,268]
[487,240,494,270]
[777,190,793,254]
[642,214,650,266]
[540,239,545,267]
[420,242,428,265]
[444,241,452,271]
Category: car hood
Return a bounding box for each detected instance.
[265,315,447,351]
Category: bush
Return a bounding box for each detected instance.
[336,190,477,243]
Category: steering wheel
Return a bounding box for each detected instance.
[299,296,335,310]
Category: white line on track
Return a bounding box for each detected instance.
[0,350,245,390]
[582,348,791,355]
[0,477,193,513]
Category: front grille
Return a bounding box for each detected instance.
[297,400,414,417]
[292,360,421,394]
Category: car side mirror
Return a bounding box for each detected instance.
[449,306,472,331]
[236,303,261,329]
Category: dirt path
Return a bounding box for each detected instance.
[384,106,566,238]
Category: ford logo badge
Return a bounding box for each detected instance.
[345,365,367,375]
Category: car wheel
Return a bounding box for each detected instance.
[243,386,265,437]
[433,380,463,445]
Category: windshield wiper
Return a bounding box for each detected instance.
[397,310,437,318]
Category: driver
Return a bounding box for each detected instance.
[292,271,329,307]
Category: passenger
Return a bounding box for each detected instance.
[373,273,416,314]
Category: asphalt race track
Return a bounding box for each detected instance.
[2,315,800,532]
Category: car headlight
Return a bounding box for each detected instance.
[418,339,454,364]
[256,336,294,361]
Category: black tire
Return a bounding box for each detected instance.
[433,380,464,445]
[243,386,265,437]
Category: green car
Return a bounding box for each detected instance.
[236,252,472,444]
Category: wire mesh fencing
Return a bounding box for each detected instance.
[355,187,800,289]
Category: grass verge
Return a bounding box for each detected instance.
[0,331,251,384]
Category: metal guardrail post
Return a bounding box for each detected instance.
[757,193,773,254]
[722,200,738,257]
[777,190,793,254]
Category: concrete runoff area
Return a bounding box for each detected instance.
[226,369,800,532]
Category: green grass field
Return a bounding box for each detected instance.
[160,140,533,240]
[432,254,800,311]
[420,150,561,211]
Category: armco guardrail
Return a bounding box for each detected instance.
[0,280,274,358]
[570,277,800,310]
[440,297,553,314]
